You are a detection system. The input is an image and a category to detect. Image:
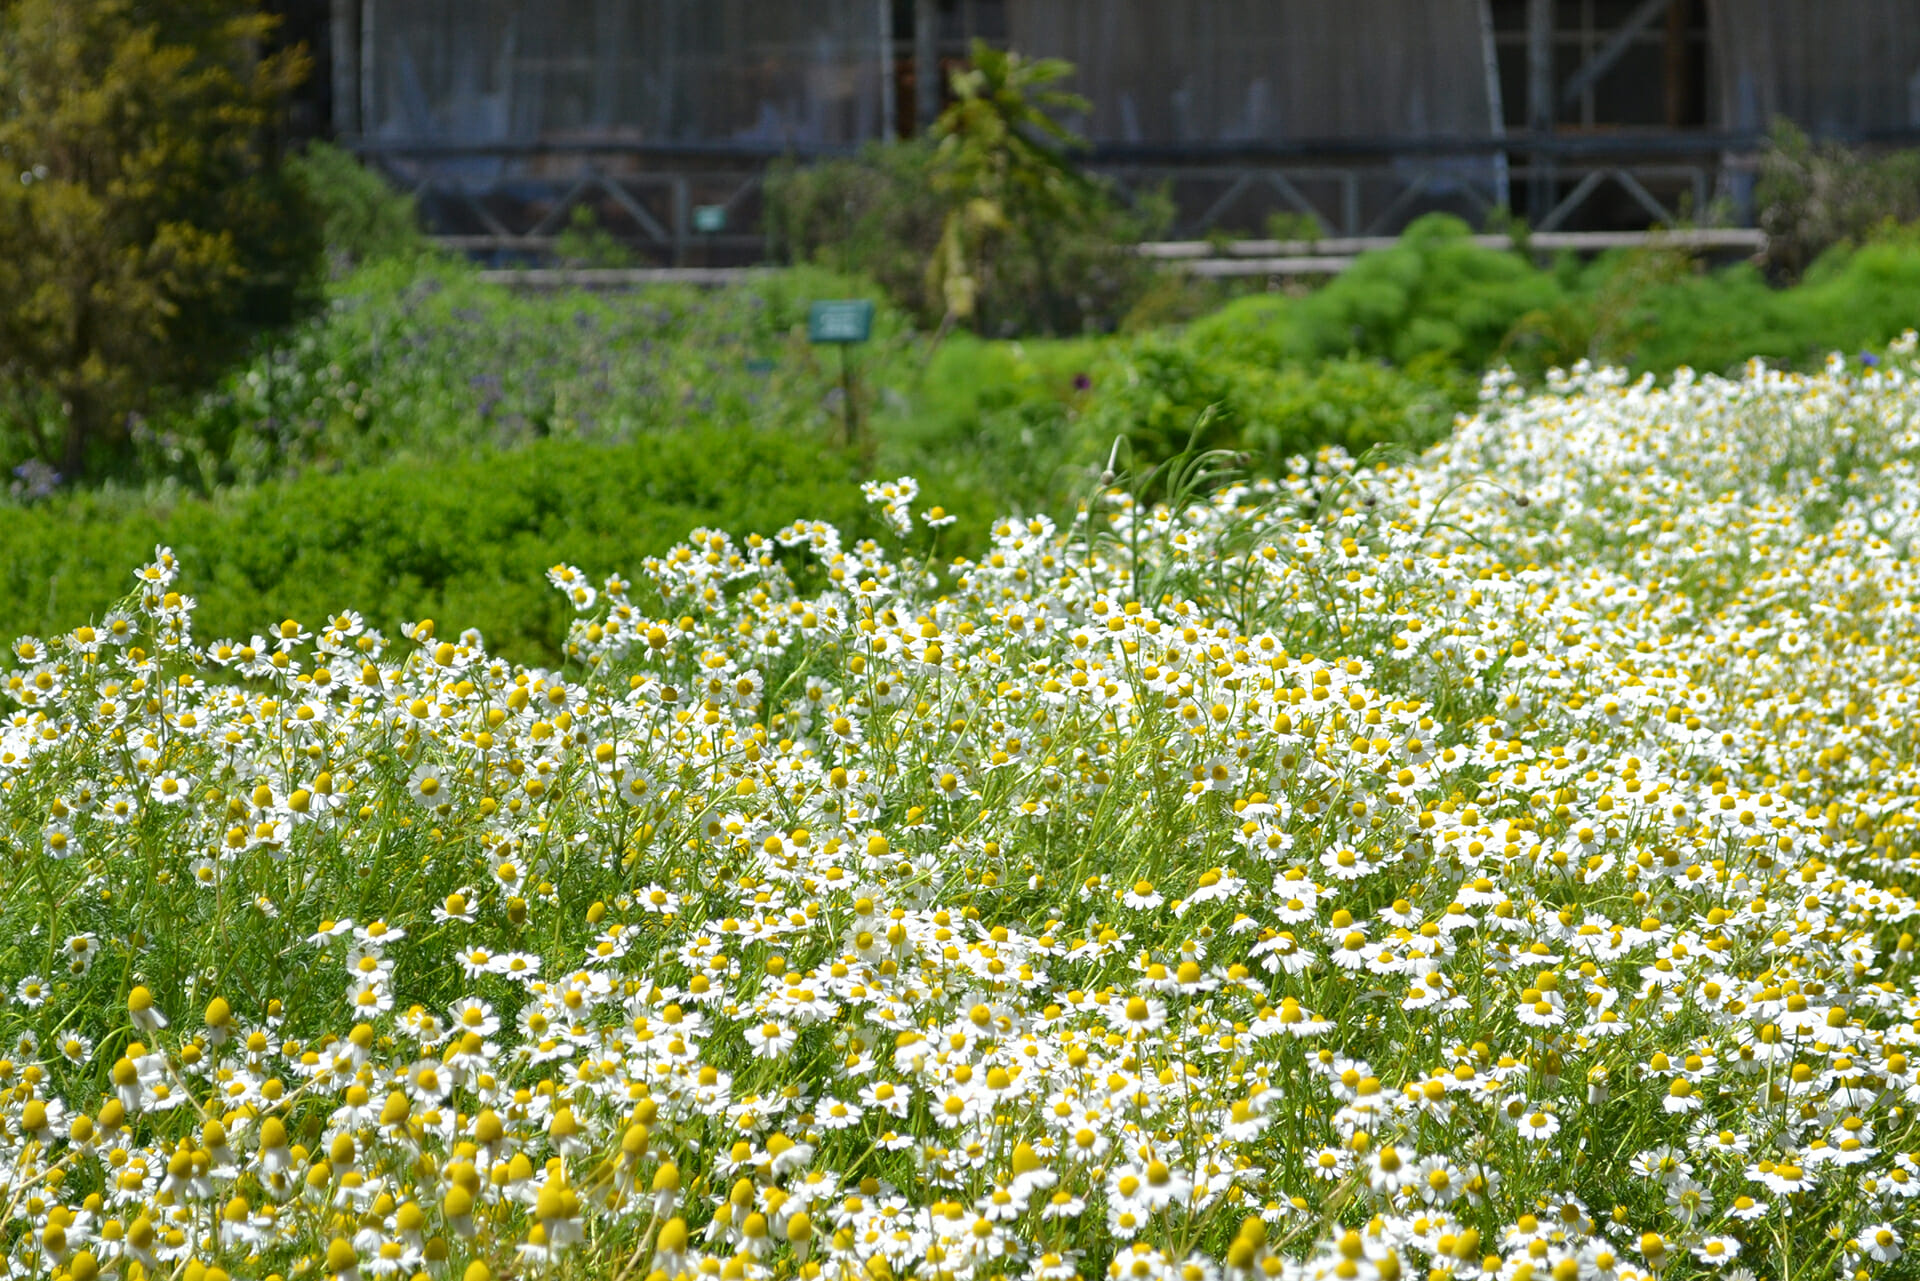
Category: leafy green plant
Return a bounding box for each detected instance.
[285,140,424,269]
[766,49,1168,337]
[926,41,1099,336]
[1184,215,1565,373]
[0,0,321,478]
[0,425,878,665]
[1758,119,1920,279]
[554,204,642,269]
[1292,215,1564,369]
[1087,342,1462,477]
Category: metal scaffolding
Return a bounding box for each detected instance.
[322,0,1920,262]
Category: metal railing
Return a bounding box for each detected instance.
[348,129,1920,263]
[469,229,1768,290]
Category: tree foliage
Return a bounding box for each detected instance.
[1757,119,1920,279]
[926,41,1101,336]
[284,140,425,272]
[765,44,1167,338]
[0,0,321,478]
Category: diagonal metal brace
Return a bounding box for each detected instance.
[1561,0,1673,107]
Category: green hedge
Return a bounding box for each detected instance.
[0,428,876,664]
[11,218,1920,664]
[1186,216,1566,371]
[1081,345,1464,471]
[1187,213,1920,384]
[1624,236,1920,372]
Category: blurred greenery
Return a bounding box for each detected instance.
[0,0,321,478]
[8,205,1920,666]
[0,428,880,666]
[765,137,1170,337]
[1757,120,1920,279]
[284,140,426,271]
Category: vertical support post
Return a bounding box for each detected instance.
[916,0,940,133]
[1664,0,1688,127]
[672,176,689,268]
[1477,0,1510,215]
[330,0,360,137]
[1526,0,1555,222]
[878,0,898,140]
[359,0,377,141]
[840,345,858,445]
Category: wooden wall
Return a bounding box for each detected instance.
[347,0,1920,151]
[358,0,889,146]
[1708,0,1920,134]
[1006,0,1500,144]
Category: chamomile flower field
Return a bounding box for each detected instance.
[2,345,1918,1281]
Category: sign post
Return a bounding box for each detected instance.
[691,206,725,267]
[807,300,875,444]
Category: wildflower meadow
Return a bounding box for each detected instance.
[2,345,1919,1281]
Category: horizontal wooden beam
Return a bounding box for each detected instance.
[1140,228,1764,261]
[475,266,773,288]
[448,230,1767,290]
[1182,256,1356,277]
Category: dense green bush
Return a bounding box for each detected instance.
[0,427,878,665]
[766,138,1167,336]
[1758,120,1920,279]
[1499,233,1920,376]
[1086,342,1460,472]
[1187,215,1567,371]
[285,141,425,269]
[0,0,322,478]
[1180,211,1920,391]
[1072,216,1521,471]
[128,258,896,490]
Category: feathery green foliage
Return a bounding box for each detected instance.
[0,0,320,478]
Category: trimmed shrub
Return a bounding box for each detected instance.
[0,428,876,666]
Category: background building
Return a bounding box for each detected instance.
[282,0,1920,259]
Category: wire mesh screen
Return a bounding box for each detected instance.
[1709,0,1920,134]
[360,0,890,147]
[1007,0,1500,145]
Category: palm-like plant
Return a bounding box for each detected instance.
[926,41,1097,337]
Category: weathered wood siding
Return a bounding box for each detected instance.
[1006,0,1501,144]
[351,1,1920,152]
[1708,0,1920,134]
[360,0,889,146]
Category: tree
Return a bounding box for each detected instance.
[0,0,321,479]
[1758,119,1920,280]
[926,41,1102,336]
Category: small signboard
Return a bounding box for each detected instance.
[807,299,875,345]
[692,204,727,234]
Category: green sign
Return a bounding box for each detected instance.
[807,299,874,344]
[692,204,727,234]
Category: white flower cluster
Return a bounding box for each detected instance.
[0,348,1918,1281]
